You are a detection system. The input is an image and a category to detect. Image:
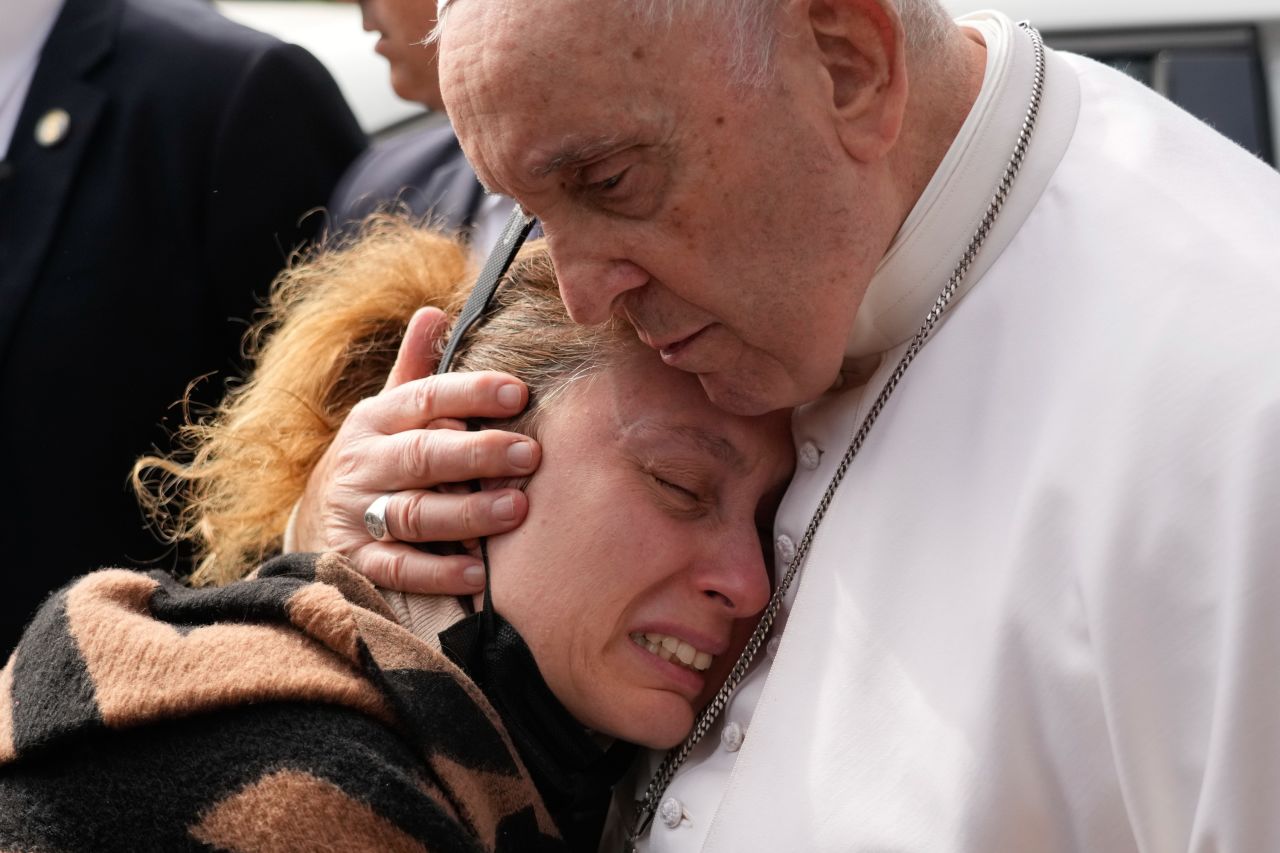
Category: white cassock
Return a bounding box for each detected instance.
[609,10,1280,853]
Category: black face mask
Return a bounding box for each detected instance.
[439,608,636,851]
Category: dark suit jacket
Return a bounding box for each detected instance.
[329,116,487,235]
[0,0,366,653]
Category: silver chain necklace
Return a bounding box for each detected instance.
[626,22,1046,849]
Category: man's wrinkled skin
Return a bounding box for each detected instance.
[442,0,902,415]
[294,0,987,592]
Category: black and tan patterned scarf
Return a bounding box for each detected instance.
[0,552,584,851]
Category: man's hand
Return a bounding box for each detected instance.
[290,307,540,594]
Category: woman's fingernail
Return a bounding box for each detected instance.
[492,494,517,521]
[462,564,486,588]
[497,383,523,410]
[507,441,534,469]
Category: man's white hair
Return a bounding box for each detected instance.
[434,0,954,86]
[631,0,954,84]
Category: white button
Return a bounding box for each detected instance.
[659,796,685,829]
[766,636,782,658]
[776,534,796,565]
[798,441,821,470]
[721,721,745,752]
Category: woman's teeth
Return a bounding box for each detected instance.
[630,632,714,672]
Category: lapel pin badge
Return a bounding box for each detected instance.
[35,108,71,148]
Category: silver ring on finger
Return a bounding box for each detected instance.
[363,493,395,542]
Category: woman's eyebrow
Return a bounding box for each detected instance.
[633,421,745,472]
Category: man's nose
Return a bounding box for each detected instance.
[693,541,772,619]
[548,239,649,325]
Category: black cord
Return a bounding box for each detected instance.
[435,205,536,659]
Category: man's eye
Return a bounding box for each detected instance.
[590,168,628,194]
[574,158,665,218]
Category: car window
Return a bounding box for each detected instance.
[1049,27,1274,165]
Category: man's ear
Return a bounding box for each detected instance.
[806,0,909,162]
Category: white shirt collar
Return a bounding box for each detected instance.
[845,11,1080,361]
[0,0,65,158]
[469,192,519,262]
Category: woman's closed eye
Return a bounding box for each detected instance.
[652,473,699,501]
[644,468,712,516]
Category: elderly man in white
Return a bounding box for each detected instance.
[288,0,1280,850]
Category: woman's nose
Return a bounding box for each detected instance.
[692,539,772,618]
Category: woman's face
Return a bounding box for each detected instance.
[486,342,794,748]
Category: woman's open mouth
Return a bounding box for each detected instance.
[629,632,714,673]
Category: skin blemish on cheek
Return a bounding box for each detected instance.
[632,46,646,60]
[715,116,725,125]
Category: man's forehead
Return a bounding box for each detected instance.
[439,0,698,87]
[439,0,630,117]
[441,9,680,186]
[441,0,625,53]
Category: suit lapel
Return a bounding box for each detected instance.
[0,0,118,359]
[457,162,488,229]
[417,137,488,234]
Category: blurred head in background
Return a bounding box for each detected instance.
[358,0,443,108]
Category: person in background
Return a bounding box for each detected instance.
[0,0,366,655]
[331,0,515,255]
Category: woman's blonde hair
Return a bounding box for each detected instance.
[134,215,619,587]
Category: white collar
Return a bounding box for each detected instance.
[844,11,1081,361]
[0,0,62,61]
[0,0,64,158]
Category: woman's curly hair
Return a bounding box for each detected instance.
[133,215,619,587]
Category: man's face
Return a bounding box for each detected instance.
[440,0,894,414]
[359,0,443,109]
